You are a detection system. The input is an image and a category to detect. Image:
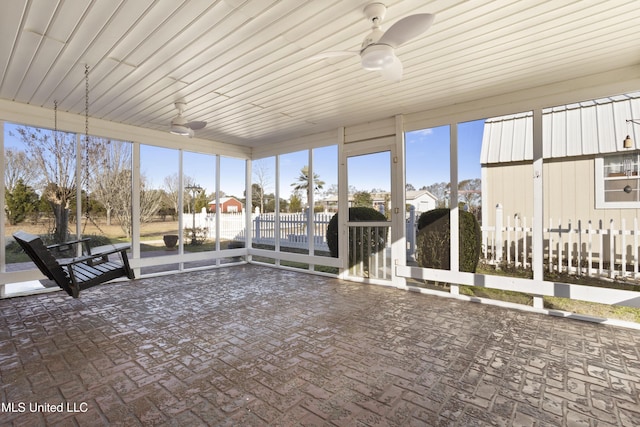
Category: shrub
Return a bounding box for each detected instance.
[326,207,387,270]
[415,208,481,272]
[185,227,208,245]
[5,240,23,254]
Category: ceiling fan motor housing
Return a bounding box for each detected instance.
[171,115,188,126]
[364,3,387,24]
[361,27,385,51]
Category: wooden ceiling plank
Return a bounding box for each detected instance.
[1,31,41,101]
[16,37,66,103]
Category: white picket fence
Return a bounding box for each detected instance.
[249,212,332,250]
[187,207,637,280]
[482,206,640,279]
[184,211,333,251]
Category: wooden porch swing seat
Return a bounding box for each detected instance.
[13,231,134,298]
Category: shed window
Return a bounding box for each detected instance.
[595,153,640,208]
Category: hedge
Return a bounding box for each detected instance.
[415,208,481,272]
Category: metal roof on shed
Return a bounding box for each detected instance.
[481,93,640,165]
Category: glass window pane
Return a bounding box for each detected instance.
[405,125,450,275]
[219,156,246,263]
[480,113,533,280]
[313,145,337,263]
[279,150,310,255]
[86,137,132,246]
[251,157,275,251]
[456,120,483,275]
[5,123,76,273]
[140,145,179,274]
[183,152,216,254]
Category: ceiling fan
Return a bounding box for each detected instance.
[310,2,434,82]
[170,101,206,137]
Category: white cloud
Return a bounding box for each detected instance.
[406,128,433,143]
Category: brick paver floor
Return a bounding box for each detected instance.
[0,264,639,426]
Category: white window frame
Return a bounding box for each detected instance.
[595,153,640,208]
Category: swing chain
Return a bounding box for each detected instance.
[53,100,60,181]
[80,65,108,238]
[53,100,58,137]
[84,64,90,219]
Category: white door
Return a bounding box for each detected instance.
[341,138,403,285]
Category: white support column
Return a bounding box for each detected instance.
[532,108,544,309]
[215,155,221,258]
[450,124,460,295]
[391,115,407,288]
[245,159,253,261]
[131,143,141,275]
[178,150,184,263]
[0,121,5,295]
[275,155,280,263]
[337,127,347,278]
[308,148,315,259]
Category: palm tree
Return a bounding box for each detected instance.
[291,166,324,207]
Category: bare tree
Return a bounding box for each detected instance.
[163,173,180,219]
[424,182,450,208]
[107,171,162,238]
[10,127,78,242]
[252,160,272,213]
[4,148,38,192]
[90,139,132,226]
[84,138,164,238]
[458,178,482,216]
[163,173,196,216]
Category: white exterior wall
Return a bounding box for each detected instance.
[484,157,640,228]
[544,158,594,226]
[482,162,534,227]
[406,193,437,214]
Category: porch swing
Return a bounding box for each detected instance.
[13,65,134,298]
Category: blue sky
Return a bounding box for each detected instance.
[4,119,484,199]
[406,120,484,189]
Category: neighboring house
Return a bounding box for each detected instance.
[369,192,389,214]
[318,193,391,213]
[316,195,338,212]
[209,197,244,213]
[406,190,438,214]
[480,93,640,264]
[318,190,437,214]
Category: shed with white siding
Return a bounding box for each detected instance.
[481,92,640,231]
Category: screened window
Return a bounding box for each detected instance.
[596,153,640,207]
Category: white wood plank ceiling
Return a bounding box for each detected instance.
[1,0,639,148]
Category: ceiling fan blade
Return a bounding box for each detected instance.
[308,50,358,60]
[380,55,403,82]
[187,121,207,130]
[379,13,434,48]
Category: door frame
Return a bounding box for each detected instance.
[339,135,406,287]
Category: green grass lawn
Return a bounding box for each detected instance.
[462,264,640,323]
[7,230,638,323]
